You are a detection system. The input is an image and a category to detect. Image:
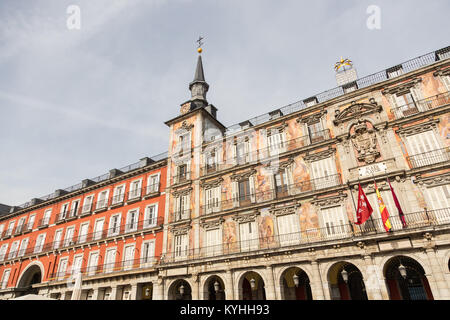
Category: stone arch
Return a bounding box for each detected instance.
[167,278,193,300]
[378,252,432,277]
[236,270,266,300]
[383,255,433,300]
[279,266,312,300]
[327,261,368,300]
[202,274,226,300]
[16,261,45,297]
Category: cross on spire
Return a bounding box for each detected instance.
[196,36,204,48]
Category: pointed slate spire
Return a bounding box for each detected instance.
[189,54,209,104]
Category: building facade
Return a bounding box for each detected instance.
[0,46,450,300]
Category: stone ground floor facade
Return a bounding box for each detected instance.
[2,225,448,300]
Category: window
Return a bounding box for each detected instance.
[405,131,444,167]
[205,186,221,214]
[267,130,286,156]
[144,204,158,228]
[104,249,116,273]
[43,210,52,225]
[126,209,139,232]
[129,180,142,199]
[442,75,450,91]
[205,150,218,173]
[147,174,160,193]
[27,214,36,231]
[72,255,83,275]
[8,241,20,259]
[17,238,29,257]
[16,217,26,234]
[174,234,188,260]
[57,258,69,280]
[0,224,4,237]
[93,219,104,240]
[53,229,63,249]
[70,200,80,218]
[234,139,251,164]
[274,171,289,197]
[141,241,155,265]
[108,214,121,236]
[239,221,258,251]
[78,223,89,243]
[82,195,94,213]
[87,252,99,276]
[1,269,11,289]
[319,206,348,238]
[232,178,256,207]
[307,120,327,144]
[0,244,8,261]
[60,203,69,220]
[178,132,191,155]
[176,164,188,183]
[239,180,253,205]
[311,157,338,189]
[123,245,135,270]
[96,190,109,209]
[277,214,301,246]
[63,227,75,247]
[424,185,450,224]
[205,228,222,256]
[175,195,190,221]
[112,185,125,204]
[34,234,46,253]
[6,221,15,236]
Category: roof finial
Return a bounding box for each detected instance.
[196,36,204,54]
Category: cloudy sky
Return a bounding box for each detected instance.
[0,0,449,206]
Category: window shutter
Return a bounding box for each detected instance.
[442,75,450,91]
[285,167,294,195]
[232,181,239,207]
[249,176,256,203]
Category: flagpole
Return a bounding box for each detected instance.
[346,180,356,236]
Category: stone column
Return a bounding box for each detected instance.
[310,260,325,300]
[153,278,164,300]
[225,269,234,300]
[110,286,119,300]
[425,246,450,300]
[191,274,200,300]
[130,284,139,300]
[264,266,276,300]
[362,254,383,300]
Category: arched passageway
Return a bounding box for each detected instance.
[168,279,192,300]
[280,267,312,300]
[328,262,368,300]
[203,276,226,300]
[16,264,42,297]
[239,271,266,300]
[384,256,433,300]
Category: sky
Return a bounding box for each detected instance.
[0,0,449,206]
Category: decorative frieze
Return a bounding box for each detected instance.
[171,225,191,236]
[414,173,450,187]
[395,119,440,136]
[296,109,327,125]
[266,122,288,135]
[269,203,300,216]
[200,177,223,190]
[171,187,193,197]
[232,210,259,223]
[333,98,382,125]
[230,169,257,181]
[200,217,224,229]
[311,192,347,207]
[304,148,336,162]
[381,78,422,95]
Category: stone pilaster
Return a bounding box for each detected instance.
[310,260,325,300]
[424,246,450,300]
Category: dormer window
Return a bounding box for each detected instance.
[386,65,403,79]
[303,97,318,108]
[343,81,358,94]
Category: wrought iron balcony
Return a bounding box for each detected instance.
[111,194,125,206]
[171,209,191,223]
[80,203,93,216]
[391,91,450,119]
[406,147,450,168]
[127,188,142,202]
[146,183,160,195]
[173,172,191,185]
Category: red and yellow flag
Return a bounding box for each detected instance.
[374,181,392,232]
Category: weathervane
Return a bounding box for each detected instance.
[197,36,204,53]
[334,57,353,72]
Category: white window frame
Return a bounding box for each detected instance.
[63,226,75,247]
[6,220,15,236]
[60,202,70,220]
[108,213,122,237]
[34,233,46,253]
[277,213,301,246]
[310,157,338,189]
[82,194,94,213]
[147,173,160,194]
[17,237,29,257]
[129,179,143,200]
[104,247,117,273]
[72,254,84,275]
[87,250,100,276]
[78,222,90,243]
[27,214,36,231]
[93,218,105,240]
[174,233,188,260]
[144,204,158,228]
[267,129,286,156]
[205,228,222,256]
[8,240,20,259]
[125,209,139,232]
[53,228,64,249]
[122,244,136,271]
[43,209,52,226]
[318,205,349,238]
[57,257,69,280]
[96,189,110,210]
[70,199,81,217]
[141,239,155,266]
[1,269,11,289]
[0,244,8,261]
[112,184,126,204]
[239,221,258,252]
[205,186,221,214]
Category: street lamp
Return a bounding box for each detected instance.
[179,284,185,295]
[293,274,299,287]
[398,263,407,279]
[214,281,220,293]
[341,268,349,283]
[145,288,151,297]
[250,278,256,290]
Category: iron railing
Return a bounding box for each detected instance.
[391,91,450,119]
[171,210,191,223]
[146,183,160,194]
[406,147,450,168]
[199,174,342,216]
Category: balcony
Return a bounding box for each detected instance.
[94,199,109,213]
[173,172,191,185]
[127,188,142,204]
[110,194,125,208]
[80,203,93,217]
[407,147,450,168]
[391,91,450,120]
[14,225,24,235]
[144,183,160,199]
[66,208,79,221]
[200,174,342,216]
[37,218,50,229]
[200,131,332,177]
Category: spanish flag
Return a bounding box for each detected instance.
[374,181,392,232]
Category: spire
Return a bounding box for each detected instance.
[189,43,209,105]
[193,55,206,82]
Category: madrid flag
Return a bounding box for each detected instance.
[355,183,373,225]
[375,181,392,232]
